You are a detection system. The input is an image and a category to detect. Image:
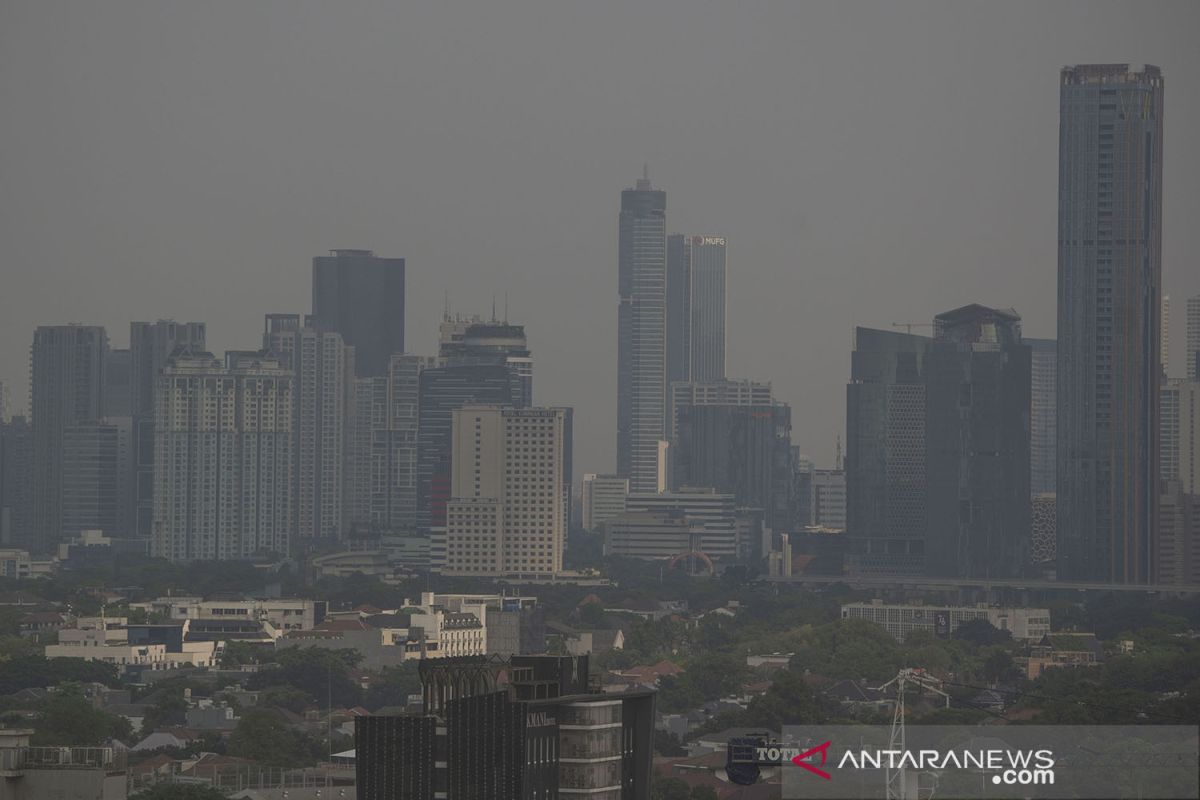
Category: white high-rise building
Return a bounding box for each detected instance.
[444,405,570,576]
[153,351,293,561]
[348,353,431,534]
[810,469,846,531]
[1161,380,1200,496]
[1162,293,1171,376]
[1188,294,1200,382]
[264,315,354,542]
[581,474,629,531]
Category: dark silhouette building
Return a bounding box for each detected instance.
[924,305,1031,579]
[1057,64,1163,583]
[30,324,108,551]
[129,320,207,541]
[356,654,656,800]
[0,416,32,547]
[672,383,792,532]
[312,249,406,378]
[845,327,930,576]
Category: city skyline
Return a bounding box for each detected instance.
[3,4,1199,481]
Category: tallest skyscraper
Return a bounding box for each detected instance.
[617,173,668,494]
[1057,64,1163,583]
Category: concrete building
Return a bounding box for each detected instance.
[841,601,1051,643]
[617,173,668,495]
[443,406,570,576]
[845,327,930,576]
[0,729,126,800]
[132,597,328,632]
[670,380,793,532]
[810,469,846,531]
[1028,338,1057,495]
[357,655,655,800]
[582,473,629,532]
[311,249,405,378]
[129,320,207,541]
[30,325,108,552]
[0,416,32,547]
[1188,294,1200,382]
[924,305,1031,579]
[666,234,727,386]
[668,379,772,441]
[151,350,293,561]
[1031,493,1057,566]
[1157,484,1200,586]
[417,362,516,532]
[413,591,544,656]
[0,380,9,423]
[264,314,355,543]
[60,418,131,539]
[1057,64,1164,583]
[1183,382,1200,495]
[349,353,433,537]
[439,313,533,408]
[611,489,739,561]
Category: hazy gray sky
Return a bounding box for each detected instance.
[2,1,1198,475]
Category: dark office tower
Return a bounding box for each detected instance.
[0,416,33,547]
[1028,339,1057,495]
[439,314,533,407]
[845,327,930,576]
[129,320,206,540]
[672,380,792,531]
[311,249,405,378]
[1057,64,1163,584]
[924,306,1031,579]
[264,314,355,543]
[617,175,668,494]
[102,349,132,418]
[61,419,131,539]
[30,325,108,552]
[666,234,727,386]
[417,364,515,531]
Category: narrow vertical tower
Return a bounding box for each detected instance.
[1057,64,1163,583]
[617,174,668,494]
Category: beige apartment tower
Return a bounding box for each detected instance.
[444,406,569,576]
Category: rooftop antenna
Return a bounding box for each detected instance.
[504,293,509,324]
[835,435,844,471]
[491,294,497,323]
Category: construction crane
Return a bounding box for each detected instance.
[891,322,935,334]
[873,668,950,800]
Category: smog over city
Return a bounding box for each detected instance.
[0,3,1198,799]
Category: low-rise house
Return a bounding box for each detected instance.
[1020,633,1105,679]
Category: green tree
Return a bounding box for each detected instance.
[363,662,421,711]
[952,619,1012,648]
[33,684,132,746]
[246,647,361,708]
[226,707,311,767]
[743,668,825,729]
[690,786,719,800]
[651,776,692,800]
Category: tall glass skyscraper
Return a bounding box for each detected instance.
[666,234,727,386]
[617,174,668,494]
[1057,64,1163,583]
